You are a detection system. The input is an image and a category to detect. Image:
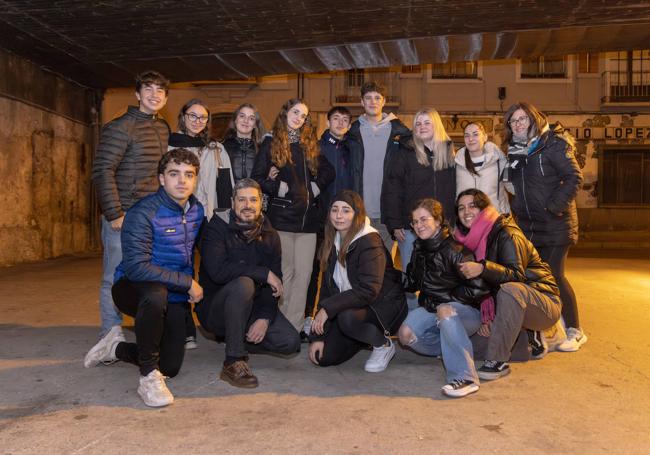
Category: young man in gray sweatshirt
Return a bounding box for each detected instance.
[348,81,411,252]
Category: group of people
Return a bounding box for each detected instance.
[84,70,586,407]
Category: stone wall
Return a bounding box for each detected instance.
[0,49,99,266]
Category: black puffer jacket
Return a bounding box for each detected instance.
[507,124,582,247]
[479,215,560,297]
[92,106,170,221]
[199,210,282,322]
[406,226,489,312]
[383,138,456,232]
[251,136,335,233]
[223,136,257,182]
[317,231,408,335]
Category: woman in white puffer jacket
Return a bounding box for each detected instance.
[455,122,510,214]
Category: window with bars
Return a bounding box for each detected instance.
[430,61,478,79]
[520,56,568,78]
[601,147,650,206]
[346,69,366,87]
[578,53,599,74]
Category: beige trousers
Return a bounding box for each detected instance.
[278,231,317,331]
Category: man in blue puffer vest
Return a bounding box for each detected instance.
[84,149,204,408]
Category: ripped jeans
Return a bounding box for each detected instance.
[402,302,481,384]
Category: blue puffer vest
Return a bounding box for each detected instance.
[114,187,204,303]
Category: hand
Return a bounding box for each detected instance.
[312,308,328,336]
[478,322,491,337]
[393,228,406,243]
[458,261,484,279]
[267,270,283,298]
[308,341,325,365]
[188,279,203,303]
[110,216,125,231]
[268,166,279,180]
[246,319,269,344]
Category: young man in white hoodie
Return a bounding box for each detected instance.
[347,81,411,253]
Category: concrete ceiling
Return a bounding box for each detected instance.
[2,0,650,88]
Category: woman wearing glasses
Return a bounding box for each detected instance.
[251,99,335,332]
[169,99,234,219]
[222,103,266,183]
[383,108,456,309]
[502,102,585,352]
[455,122,510,214]
[397,198,488,398]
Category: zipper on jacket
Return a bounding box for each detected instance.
[301,149,310,231]
[520,162,535,243]
[538,155,545,176]
[182,213,191,266]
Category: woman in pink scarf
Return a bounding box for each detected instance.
[454,189,562,381]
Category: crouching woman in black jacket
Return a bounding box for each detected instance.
[454,188,562,382]
[397,198,489,398]
[309,190,407,372]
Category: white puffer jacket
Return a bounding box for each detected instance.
[455,141,510,214]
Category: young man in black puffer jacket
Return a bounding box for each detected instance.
[91,70,171,340]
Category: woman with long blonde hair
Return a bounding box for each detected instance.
[251,99,334,332]
[383,107,456,309]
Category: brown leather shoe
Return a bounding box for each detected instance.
[220,360,259,388]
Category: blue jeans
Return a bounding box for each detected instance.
[397,229,418,310]
[403,303,481,383]
[99,216,123,336]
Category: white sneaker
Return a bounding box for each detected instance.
[84,325,125,368]
[138,370,174,407]
[364,339,396,373]
[302,317,314,336]
[557,327,588,352]
[184,336,198,350]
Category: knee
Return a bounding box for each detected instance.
[497,283,527,310]
[436,304,456,321]
[143,284,168,314]
[229,277,256,298]
[276,330,301,355]
[336,310,357,335]
[398,324,416,346]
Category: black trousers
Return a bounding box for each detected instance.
[112,279,186,377]
[315,308,387,367]
[537,244,580,329]
[196,277,300,358]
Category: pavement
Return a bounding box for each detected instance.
[1,252,650,454]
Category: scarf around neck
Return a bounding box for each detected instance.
[453,206,500,323]
[229,210,264,243]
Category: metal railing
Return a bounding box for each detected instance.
[601,70,650,103]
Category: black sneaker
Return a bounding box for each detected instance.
[441,379,479,398]
[527,330,547,360]
[478,360,510,380]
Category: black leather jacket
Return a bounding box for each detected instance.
[406,226,489,312]
[480,215,560,297]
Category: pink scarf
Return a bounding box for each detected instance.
[454,206,500,323]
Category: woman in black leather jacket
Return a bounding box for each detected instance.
[454,188,562,382]
[308,190,407,371]
[397,198,488,398]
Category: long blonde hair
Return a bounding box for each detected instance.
[270,99,320,175]
[412,108,455,170]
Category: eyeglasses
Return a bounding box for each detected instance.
[410,216,434,228]
[185,113,209,124]
[508,115,529,126]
